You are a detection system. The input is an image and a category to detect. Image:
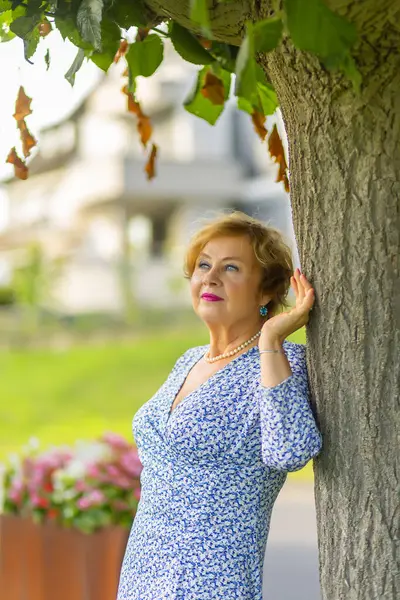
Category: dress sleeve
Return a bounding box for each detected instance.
[257,341,322,472]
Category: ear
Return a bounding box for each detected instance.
[260,293,272,306]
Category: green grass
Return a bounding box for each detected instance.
[0,326,312,481]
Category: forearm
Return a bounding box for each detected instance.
[259,336,293,387]
[257,340,322,470]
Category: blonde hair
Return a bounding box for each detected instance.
[184,211,294,317]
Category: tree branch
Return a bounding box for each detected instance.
[143,0,256,45]
[143,0,400,48]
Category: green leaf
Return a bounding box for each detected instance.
[0,10,15,41]
[77,0,104,52]
[284,0,357,65]
[44,47,50,70]
[237,81,278,117]
[237,96,253,115]
[24,0,42,16]
[184,65,231,125]
[65,48,85,86]
[10,14,39,38]
[190,0,211,37]
[253,17,283,53]
[209,41,238,73]
[55,15,93,51]
[106,0,148,29]
[126,34,163,78]
[0,1,12,12]
[257,81,278,115]
[90,18,120,72]
[9,12,41,59]
[23,24,40,59]
[169,22,213,65]
[234,23,258,104]
[340,53,362,93]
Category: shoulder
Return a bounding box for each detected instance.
[171,344,208,372]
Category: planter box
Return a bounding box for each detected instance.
[0,515,130,600]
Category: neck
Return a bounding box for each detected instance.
[207,320,263,357]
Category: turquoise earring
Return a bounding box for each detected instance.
[259,305,268,317]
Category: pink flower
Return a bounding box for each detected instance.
[133,488,141,500]
[75,480,89,493]
[120,451,142,477]
[112,500,130,511]
[86,464,101,479]
[106,464,121,479]
[9,478,25,504]
[113,475,134,489]
[77,490,106,510]
[31,494,50,508]
[101,432,131,451]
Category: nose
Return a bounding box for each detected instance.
[203,265,220,286]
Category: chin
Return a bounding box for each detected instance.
[195,306,223,324]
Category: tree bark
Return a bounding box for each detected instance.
[144,2,400,598]
[260,19,400,599]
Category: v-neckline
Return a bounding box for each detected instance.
[166,345,259,424]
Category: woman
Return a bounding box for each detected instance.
[117,211,322,600]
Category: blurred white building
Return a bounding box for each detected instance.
[0,43,299,313]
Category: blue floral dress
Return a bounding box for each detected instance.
[117,340,322,600]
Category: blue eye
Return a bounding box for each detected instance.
[225,264,239,271]
[198,261,210,269]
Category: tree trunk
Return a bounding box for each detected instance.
[143,2,400,598]
[261,33,400,600]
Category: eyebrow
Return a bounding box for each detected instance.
[199,253,244,262]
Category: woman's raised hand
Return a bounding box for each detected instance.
[259,268,315,346]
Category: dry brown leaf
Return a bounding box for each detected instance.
[38,20,52,37]
[268,124,290,192]
[200,72,225,105]
[6,147,28,180]
[17,119,37,158]
[145,144,157,180]
[122,76,156,171]
[13,86,32,121]
[137,114,152,147]
[125,92,152,147]
[251,110,268,141]
[268,124,284,161]
[114,39,129,63]
[276,156,290,192]
[127,92,139,114]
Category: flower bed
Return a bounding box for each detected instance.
[0,433,142,600]
[1,432,142,533]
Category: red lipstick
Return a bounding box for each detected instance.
[201,293,223,302]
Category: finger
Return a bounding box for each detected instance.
[294,269,305,302]
[290,275,298,295]
[300,272,313,292]
[304,288,315,312]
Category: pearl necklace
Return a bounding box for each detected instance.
[204,330,262,363]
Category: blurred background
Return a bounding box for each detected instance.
[0,31,302,459]
[0,30,320,599]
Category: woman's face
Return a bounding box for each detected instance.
[190,235,269,327]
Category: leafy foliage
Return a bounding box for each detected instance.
[169,21,213,65]
[0,0,360,182]
[184,65,231,125]
[125,33,164,82]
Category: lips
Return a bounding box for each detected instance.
[201,293,224,302]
